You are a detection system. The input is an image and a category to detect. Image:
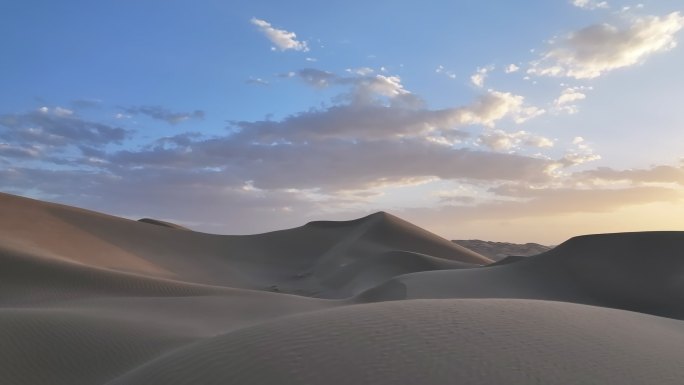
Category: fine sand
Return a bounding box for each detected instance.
[2,191,684,384]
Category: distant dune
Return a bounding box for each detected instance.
[452,239,552,260]
[2,191,684,384]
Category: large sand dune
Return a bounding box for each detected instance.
[2,191,684,384]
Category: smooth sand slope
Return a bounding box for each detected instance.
[359,231,684,319]
[2,191,684,384]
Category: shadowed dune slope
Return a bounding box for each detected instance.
[137,218,191,230]
[359,231,684,320]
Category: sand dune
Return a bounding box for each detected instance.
[2,191,684,384]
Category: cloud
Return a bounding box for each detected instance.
[231,85,543,145]
[553,86,590,114]
[504,64,520,73]
[346,67,374,76]
[529,12,684,79]
[296,68,337,88]
[291,68,423,107]
[0,143,42,159]
[555,136,601,167]
[470,66,493,88]
[121,106,205,125]
[251,18,309,52]
[573,163,684,185]
[478,130,554,151]
[0,107,127,148]
[436,65,457,79]
[108,139,554,192]
[472,185,680,219]
[246,77,270,86]
[570,0,609,10]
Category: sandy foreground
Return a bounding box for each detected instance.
[1,191,684,384]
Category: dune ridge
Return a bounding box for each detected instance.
[2,191,684,384]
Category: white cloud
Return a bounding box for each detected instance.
[559,136,601,167]
[553,86,590,114]
[246,77,270,86]
[54,107,74,117]
[504,64,520,73]
[571,0,609,10]
[436,65,457,79]
[250,18,309,52]
[346,67,374,76]
[529,12,684,79]
[356,75,409,99]
[456,90,545,126]
[470,66,493,88]
[478,130,554,151]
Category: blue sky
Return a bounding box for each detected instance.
[2,0,684,243]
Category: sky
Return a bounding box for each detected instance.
[2,0,684,244]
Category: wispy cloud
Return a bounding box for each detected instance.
[121,106,205,125]
[246,77,270,86]
[529,12,684,79]
[436,65,456,79]
[0,107,127,148]
[251,18,309,52]
[478,130,554,151]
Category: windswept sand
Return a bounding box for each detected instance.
[2,191,684,384]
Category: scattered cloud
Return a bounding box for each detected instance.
[478,130,554,151]
[570,0,609,10]
[470,66,493,88]
[436,65,457,79]
[504,64,520,73]
[251,18,309,52]
[346,67,374,76]
[246,77,270,86]
[121,106,205,125]
[529,12,684,79]
[0,107,127,148]
[557,136,601,167]
[297,68,337,88]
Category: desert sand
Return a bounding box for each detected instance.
[2,191,684,384]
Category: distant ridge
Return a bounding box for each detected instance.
[452,239,551,260]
